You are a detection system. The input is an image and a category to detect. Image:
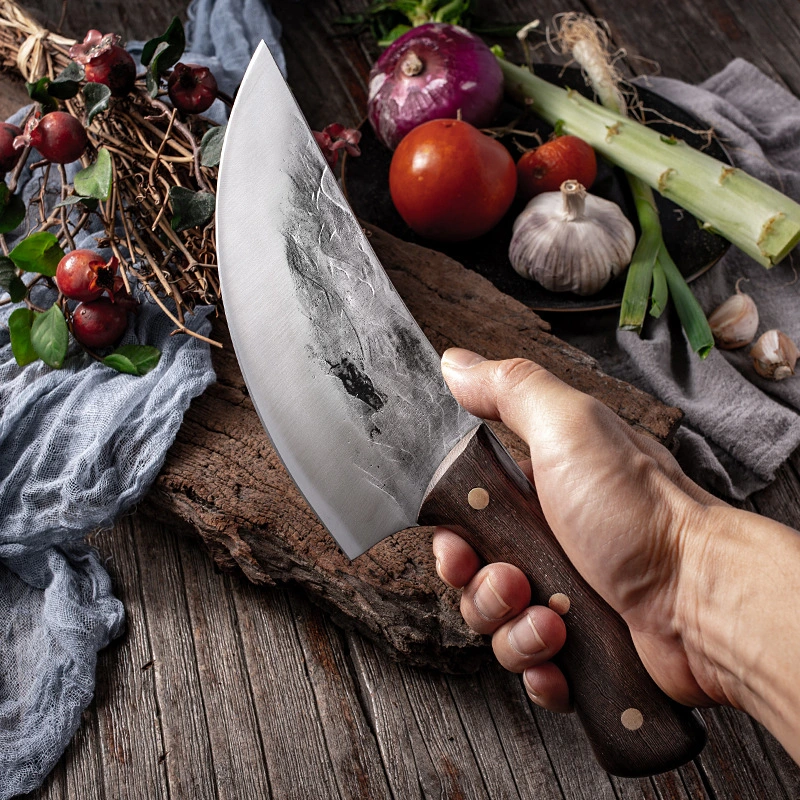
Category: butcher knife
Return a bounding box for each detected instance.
[216,41,706,777]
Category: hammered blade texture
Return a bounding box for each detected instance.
[217,42,478,557]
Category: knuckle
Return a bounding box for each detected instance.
[492,357,546,390]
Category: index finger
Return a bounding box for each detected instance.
[432,527,481,589]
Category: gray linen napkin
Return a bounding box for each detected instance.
[603,60,800,499]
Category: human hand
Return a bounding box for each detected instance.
[433,348,731,714]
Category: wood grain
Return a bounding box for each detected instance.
[176,537,272,800]
[10,0,800,796]
[286,594,393,799]
[91,523,169,800]
[134,521,217,799]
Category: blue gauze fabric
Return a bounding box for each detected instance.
[0,2,284,796]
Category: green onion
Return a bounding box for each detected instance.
[618,178,660,332]
[498,58,800,268]
[658,248,715,357]
[649,258,668,319]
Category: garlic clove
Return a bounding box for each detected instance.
[750,329,800,380]
[707,284,759,349]
[508,180,635,296]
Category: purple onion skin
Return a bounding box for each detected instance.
[367,23,504,150]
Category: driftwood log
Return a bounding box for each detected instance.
[146,224,683,672]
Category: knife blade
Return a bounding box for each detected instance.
[216,41,706,777]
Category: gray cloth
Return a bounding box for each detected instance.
[1,1,283,796]
[604,60,800,499]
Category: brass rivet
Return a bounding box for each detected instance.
[467,487,490,510]
[621,708,644,731]
[548,593,571,615]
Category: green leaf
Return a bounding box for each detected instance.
[145,42,168,96]
[26,76,57,113]
[103,344,161,375]
[0,254,14,283]
[8,307,37,366]
[83,82,112,125]
[142,17,185,97]
[54,195,99,212]
[73,148,113,200]
[377,24,411,46]
[200,124,226,167]
[49,61,84,100]
[489,44,505,58]
[168,186,215,232]
[102,352,138,374]
[0,188,26,234]
[31,303,68,368]
[141,16,185,67]
[433,0,471,23]
[9,231,64,276]
[0,256,27,302]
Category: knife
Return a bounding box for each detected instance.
[216,41,706,777]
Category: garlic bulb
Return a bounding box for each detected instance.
[707,281,759,349]
[508,180,635,295]
[750,329,799,380]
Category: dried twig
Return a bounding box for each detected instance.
[0,0,223,345]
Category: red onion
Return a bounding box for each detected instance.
[367,23,503,150]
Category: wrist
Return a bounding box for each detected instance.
[676,503,800,755]
[674,503,747,707]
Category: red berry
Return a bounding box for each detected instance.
[69,30,136,97]
[0,122,22,172]
[167,63,218,114]
[15,112,88,164]
[56,249,119,302]
[86,45,136,97]
[516,136,597,201]
[72,297,129,348]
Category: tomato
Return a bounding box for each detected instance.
[516,135,597,201]
[389,119,517,242]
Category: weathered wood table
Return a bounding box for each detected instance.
[8,0,800,798]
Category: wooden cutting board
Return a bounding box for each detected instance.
[145,223,682,672]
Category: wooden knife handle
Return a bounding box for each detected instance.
[418,423,706,777]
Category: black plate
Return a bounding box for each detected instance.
[342,65,731,312]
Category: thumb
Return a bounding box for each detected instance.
[440,348,592,452]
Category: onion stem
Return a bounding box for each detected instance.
[649,258,668,318]
[619,176,660,331]
[658,247,714,357]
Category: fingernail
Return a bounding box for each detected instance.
[522,670,540,699]
[508,613,546,656]
[441,348,487,370]
[473,576,512,620]
[435,557,459,590]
